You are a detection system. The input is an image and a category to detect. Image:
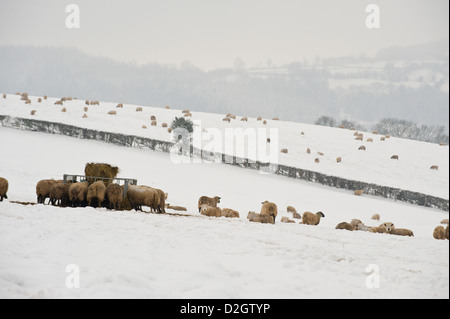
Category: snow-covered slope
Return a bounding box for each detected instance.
[0,94,448,199]
[0,127,448,298]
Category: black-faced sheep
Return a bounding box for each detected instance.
[302,211,325,225]
[36,179,63,204]
[247,211,274,224]
[87,181,107,208]
[69,181,89,207]
[261,201,278,223]
[198,196,221,212]
[106,183,124,210]
[0,177,8,202]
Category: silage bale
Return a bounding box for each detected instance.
[84,163,119,186]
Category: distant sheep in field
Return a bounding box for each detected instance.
[306,148,311,154]
[247,211,274,224]
[372,131,378,135]
[263,120,267,125]
[335,219,363,231]
[61,108,67,112]
[198,196,221,212]
[367,138,373,142]
[26,99,31,104]
[117,103,123,108]
[257,116,262,121]
[38,98,42,103]
[353,132,359,136]
[151,120,157,126]
[223,118,231,122]
[167,128,172,133]
[302,211,325,225]
[221,208,240,218]
[385,135,391,139]
[49,182,72,207]
[292,212,301,219]
[69,182,89,207]
[30,110,36,116]
[87,181,107,208]
[108,110,117,115]
[317,152,324,156]
[433,226,446,240]
[44,95,47,100]
[166,204,187,211]
[2,94,6,99]
[372,214,381,221]
[184,112,192,117]
[272,118,279,121]
[200,205,222,217]
[315,158,320,163]
[300,131,305,135]
[280,148,288,154]
[182,110,190,114]
[336,157,342,163]
[106,183,123,210]
[439,142,447,146]
[391,155,399,160]
[380,137,385,141]
[92,101,100,106]
[358,145,366,151]
[261,201,278,223]
[241,117,248,122]
[267,138,271,143]
[136,107,143,112]
[82,114,88,118]
[85,100,89,105]
[430,165,439,170]
[281,217,295,223]
[0,177,8,202]
[355,135,363,141]
[287,206,297,214]
[354,190,364,196]
[127,185,165,213]
[165,106,170,109]
[36,179,62,204]
[54,100,63,105]
[84,107,88,112]
[441,219,449,225]
[162,123,168,128]
[141,125,147,129]
[369,222,394,234]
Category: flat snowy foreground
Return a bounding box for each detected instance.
[0,127,448,298]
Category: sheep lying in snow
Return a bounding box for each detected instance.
[0,177,8,202]
[69,181,89,207]
[247,211,274,224]
[390,227,414,237]
[335,219,363,231]
[221,208,240,218]
[87,181,107,208]
[281,217,295,223]
[433,226,446,240]
[36,179,63,204]
[106,183,124,210]
[198,196,221,212]
[280,149,288,154]
[369,222,394,234]
[430,165,439,170]
[372,214,381,221]
[200,205,222,217]
[391,155,399,160]
[302,211,325,225]
[354,190,364,196]
[261,201,278,223]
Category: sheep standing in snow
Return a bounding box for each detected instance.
[261,201,278,223]
[302,211,325,226]
[198,196,221,212]
[287,206,297,214]
[69,181,89,207]
[0,177,8,202]
[87,181,107,208]
[433,226,446,240]
[36,179,62,204]
[49,182,72,207]
[106,183,124,210]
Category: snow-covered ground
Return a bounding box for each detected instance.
[0,94,448,199]
[0,127,448,299]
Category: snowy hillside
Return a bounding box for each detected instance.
[0,93,448,199]
[0,127,448,299]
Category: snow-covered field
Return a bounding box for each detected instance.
[0,127,448,299]
[1,94,448,199]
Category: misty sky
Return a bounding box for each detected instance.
[0,0,448,70]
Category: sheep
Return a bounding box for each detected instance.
[223,117,231,122]
[335,222,357,231]
[441,219,449,225]
[369,222,394,234]
[247,211,274,224]
[142,125,147,129]
[166,204,187,211]
[198,196,221,212]
[315,158,320,163]
[367,138,373,142]
[354,190,364,196]
[257,116,262,121]
[2,94,6,99]
[200,205,222,217]
[380,137,385,141]
[182,110,190,114]
[49,182,72,207]
[433,226,446,240]
[385,135,391,139]
[317,152,324,156]
[162,123,168,128]
[280,149,288,154]
[69,182,89,207]
[306,148,311,154]
[54,100,63,105]
[292,212,301,219]
[355,136,363,141]
[221,208,240,218]
[82,114,88,119]
[61,108,67,112]
[261,201,278,223]
[117,103,124,108]
[300,131,305,135]
[241,117,248,122]
[371,214,381,221]
[287,206,297,214]
[302,211,325,225]
[43,95,47,100]
[281,217,295,223]
[165,106,170,109]
[336,157,342,163]
[167,128,172,133]
[358,145,366,151]
[85,100,90,105]
[390,228,414,237]
[151,120,157,126]
[439,142,447,146]
[108,110,117,115]
[37,98,42,103]
[127,185,165,213]
[87,181,107,208]
[272,118,279,121]
[391,155,399,160]
[30,110,36,116]
[0,177,8,202]
[84,107,88,112]
[446,225,449,240]
[263,120,267,125]
[267,138,271,143]
[430,165,439,170]
[106,183,124,210]
[36,179,62,204]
